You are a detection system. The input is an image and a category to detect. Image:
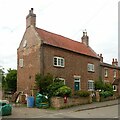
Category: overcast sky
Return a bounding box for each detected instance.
[0,0,119,71]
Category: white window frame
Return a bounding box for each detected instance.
[53,57,65,67]
[19,59,23,68]
[58,78,65,85]
[88,80,94,91]
[113,85,117,91]
[54,77,65,85]
[104,69,108,77]
[88,63,95,72]
[113,70,116,78]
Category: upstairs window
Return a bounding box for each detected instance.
[88,63,94,72]
[104,69,108,77]
[19,59,23,68]
[53,57,65,67]
[113,70,116,78]
[88,80,94,91]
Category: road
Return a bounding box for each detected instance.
[2,104,118,118]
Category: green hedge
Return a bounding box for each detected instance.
[74,90,90,97]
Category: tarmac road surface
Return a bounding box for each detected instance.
[2,102,119,118]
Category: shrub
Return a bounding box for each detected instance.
[55,86,72,97]
[74,90,90,97]
[100,90,113,98]
[35,73,53,94]
[47,81,64,97]
[94,79,105,90]
[103,83,113,92]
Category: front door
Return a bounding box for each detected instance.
[74,77,80,91]
[74,82,80,91]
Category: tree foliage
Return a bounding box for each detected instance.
[35,73,53,94]
[47,79,64,97]
[5,69,17,92]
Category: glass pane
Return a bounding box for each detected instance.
[61,59,64,66]
[54,58,57,65]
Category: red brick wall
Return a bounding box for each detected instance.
[17,26,41,93]
[42,45,100,92]
[101,66,120,83]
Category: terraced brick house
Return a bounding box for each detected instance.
[17,8,120,95]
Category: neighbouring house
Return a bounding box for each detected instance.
[112,78,120,96]
[17,8,120,95]
[100,57,120,94]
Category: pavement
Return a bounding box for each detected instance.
[63,99,119,112]
[2,99,119,118]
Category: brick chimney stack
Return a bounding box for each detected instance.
[100,54,103,62]
[81,30,89,46]
[26,8,36,28]
[112,58,118,66]
[98,54,103,62]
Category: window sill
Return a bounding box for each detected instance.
[53,65,65,68]
[88,71,95,73]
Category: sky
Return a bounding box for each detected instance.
[0,0,119,72]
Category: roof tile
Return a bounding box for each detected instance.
[36,27,99,58]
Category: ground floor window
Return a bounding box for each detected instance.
[54,77,65,85]
[88,80,94,91]
[113,85,117,91]
[74,76,81,91]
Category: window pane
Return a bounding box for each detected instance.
[61,59,64,66]
[88,80,94,91]
[58,58,61,65]
[88,64,94,72]
[54,58,57,65]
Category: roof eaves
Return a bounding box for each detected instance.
[43,42,100,59]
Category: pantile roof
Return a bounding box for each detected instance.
[36,27,99,59]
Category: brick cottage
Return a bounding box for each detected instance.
[17,8,120,95]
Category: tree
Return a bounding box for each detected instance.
[5,69,17,92]
[35,73,53,94]
[0,67,6,89]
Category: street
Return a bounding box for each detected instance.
[2,104,118,118]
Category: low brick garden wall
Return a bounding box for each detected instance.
[100,95,117,102]
[50,96,92,109]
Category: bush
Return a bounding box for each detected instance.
[35,73,53,94]
[74,90,90,97]
[95,79,105,90]
[47,81,64,97]
[55,86,72,97]
[100,90,113,98]
[103,83,113,92]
